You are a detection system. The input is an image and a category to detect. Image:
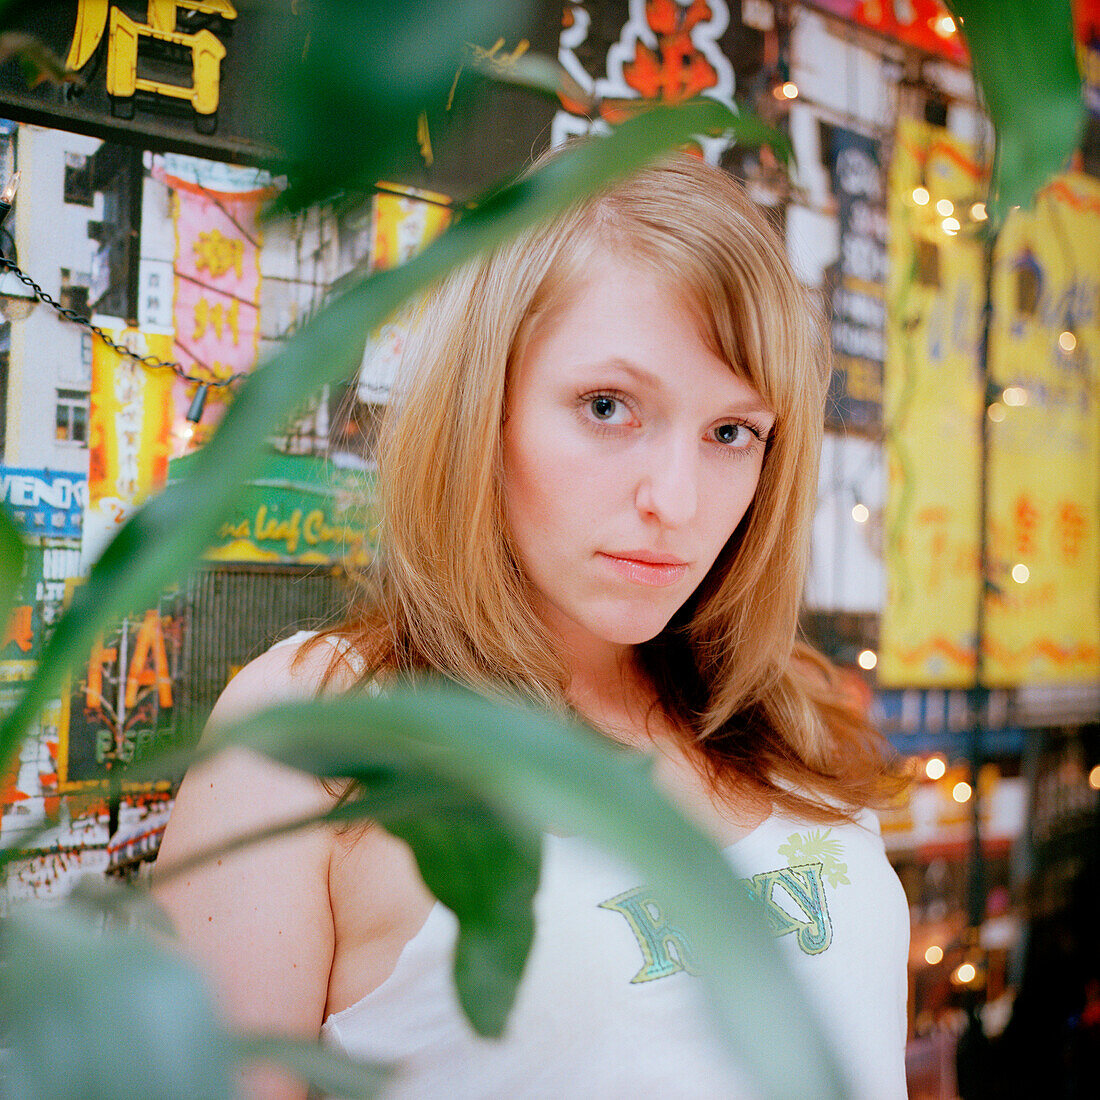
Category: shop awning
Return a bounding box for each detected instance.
[106,806,173,871]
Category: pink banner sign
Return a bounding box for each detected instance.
[168,177,264,450]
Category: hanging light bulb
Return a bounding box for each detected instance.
[186,382,209,425]
[768,59,798,102]
[0,170,20,227]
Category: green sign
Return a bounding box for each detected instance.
[169,450,376,565]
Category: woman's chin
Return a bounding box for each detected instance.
[595,613,676,648]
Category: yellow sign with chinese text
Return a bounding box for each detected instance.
[83,325,174,568]
[983,173,1100,684]
[880,120,986,687]
[882,121,1100,687]
[67,1,237,117]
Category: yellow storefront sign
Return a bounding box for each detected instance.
[882,120,1100,687]
[881,120,986,687]
[984,173,1100,683]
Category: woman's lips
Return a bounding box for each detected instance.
[598,552,689,587]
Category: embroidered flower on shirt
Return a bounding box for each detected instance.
[778,828,850,888]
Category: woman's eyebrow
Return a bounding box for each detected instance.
[587,357,666,391]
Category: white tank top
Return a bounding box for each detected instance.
[321,811,909,1099]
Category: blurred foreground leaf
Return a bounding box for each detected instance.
[0,31,78,89]
[233,1036,388,1099]
[204,681,846,1100]
[945,0,1084,227]
[0,506,25,632]
[0,903,235,1099]
[269,0,537,210]
[469,48,597,111]
[0,896,388,1099]
[372,790,540,1036]
[0,98,741,798]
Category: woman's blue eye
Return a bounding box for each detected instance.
[715,422,745,445]
[591,396,617,420]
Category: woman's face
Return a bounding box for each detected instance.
[502,250,775,662]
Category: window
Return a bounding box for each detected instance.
[64,153,94,207]
[56,389,89,445]
[58,269,90,317]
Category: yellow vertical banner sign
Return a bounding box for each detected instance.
[370,185,452,274]
[880,120,986,687]
[984,174,1100,683]
[83,325,174,569]
[358,185,452,402]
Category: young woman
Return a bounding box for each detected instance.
[155,153,909,1098]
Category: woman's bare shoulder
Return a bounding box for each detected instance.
[205,630,350,731]
[155,636,339,874]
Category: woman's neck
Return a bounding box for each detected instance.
[563,648,661,749]
[556,625,773,841]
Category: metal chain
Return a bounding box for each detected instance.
[0,257,245,389]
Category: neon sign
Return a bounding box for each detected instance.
[66,1,238,130]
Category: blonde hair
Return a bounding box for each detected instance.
[318,153,894,821]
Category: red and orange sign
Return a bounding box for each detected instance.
[83,324,174,567]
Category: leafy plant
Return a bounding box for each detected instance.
[0,0,1084,1096]
[944,0,1084,228]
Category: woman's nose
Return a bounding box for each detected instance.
[635,436,698,528]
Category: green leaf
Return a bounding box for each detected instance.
[324,770,542,1038]
[268,0,538,210]
[147,756,541,1038]
[213,681,847,1100]
[377,793,540,1036]
[0,97,737,796]
[234,1035,389,1099]
[0,893,394,1099]
[945,0,1084,227]
[64,873,175,936]
[0,903,235,1100]
[0,505,26,632]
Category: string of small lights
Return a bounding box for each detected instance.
[0,171,245,426]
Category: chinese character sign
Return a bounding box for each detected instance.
[59,583,184,790]
[879,120,986,687]
[552,0,740,163]
[984,174,1100,684]
[66,0,238,123]
[83,325,174,569]
[169,172,263,448]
